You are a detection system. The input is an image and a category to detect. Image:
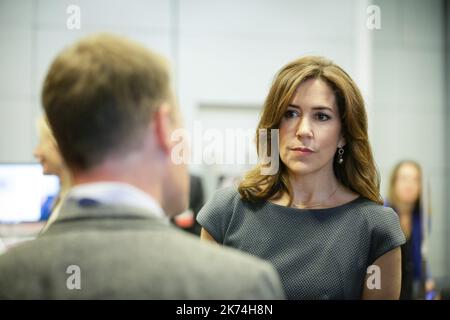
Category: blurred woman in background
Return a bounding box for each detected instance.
[387,160,435,299]
[33,116,71,232]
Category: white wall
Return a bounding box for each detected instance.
[0,0,447,279]
[445,0,450,285]
[177,0,372,193]
[371,0,447,280]
[0,0,372,190]
[0,0,173,162]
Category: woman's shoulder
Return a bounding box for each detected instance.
[197,186,246,242]
[353,197,398,215]
[198,186,245,219]
[354,199,406,263]
[350,197,401,229]
[208,185,242,205]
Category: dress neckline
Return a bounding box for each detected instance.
[266,195,363,213]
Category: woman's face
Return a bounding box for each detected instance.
[394,163,421,205]
[33,124,64,176]
[279,78,345,177]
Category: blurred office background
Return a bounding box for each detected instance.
[0,0,448,286]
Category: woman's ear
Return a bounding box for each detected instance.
[338,135,346,148]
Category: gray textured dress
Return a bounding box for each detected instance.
[197,187,406,300]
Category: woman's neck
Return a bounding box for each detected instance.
[288,169,341,206]
[58,169,72,195]
[395,201,414,239]
[395,201,414,216]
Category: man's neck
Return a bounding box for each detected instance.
[71,160,163,211]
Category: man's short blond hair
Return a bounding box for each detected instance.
[42,33,171,170]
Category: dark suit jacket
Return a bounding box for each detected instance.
[171,174,205,236]
[0,197,285,299]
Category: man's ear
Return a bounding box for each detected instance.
[153,103,173,155]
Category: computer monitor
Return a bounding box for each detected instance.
[0,163,59,223]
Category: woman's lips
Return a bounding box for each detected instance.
[290,147,314,156]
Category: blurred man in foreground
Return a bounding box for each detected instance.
[0,34,284,299]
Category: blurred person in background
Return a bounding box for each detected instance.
[172,174,205,236]
[387,160,437,299]
[33,116,72,231]
[198,56,405,300]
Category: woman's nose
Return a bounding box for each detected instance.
[296,118,313,139]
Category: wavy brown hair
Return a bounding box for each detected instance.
[238,56,382,205]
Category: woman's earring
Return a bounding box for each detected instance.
[337,146,344,165]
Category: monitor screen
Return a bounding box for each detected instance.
[0,163,59,223]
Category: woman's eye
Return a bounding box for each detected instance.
[284,110,299,119]
[316,113,331,121]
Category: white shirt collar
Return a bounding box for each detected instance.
[66,182,167,222]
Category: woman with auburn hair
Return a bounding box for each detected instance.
[197,56,406,299]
